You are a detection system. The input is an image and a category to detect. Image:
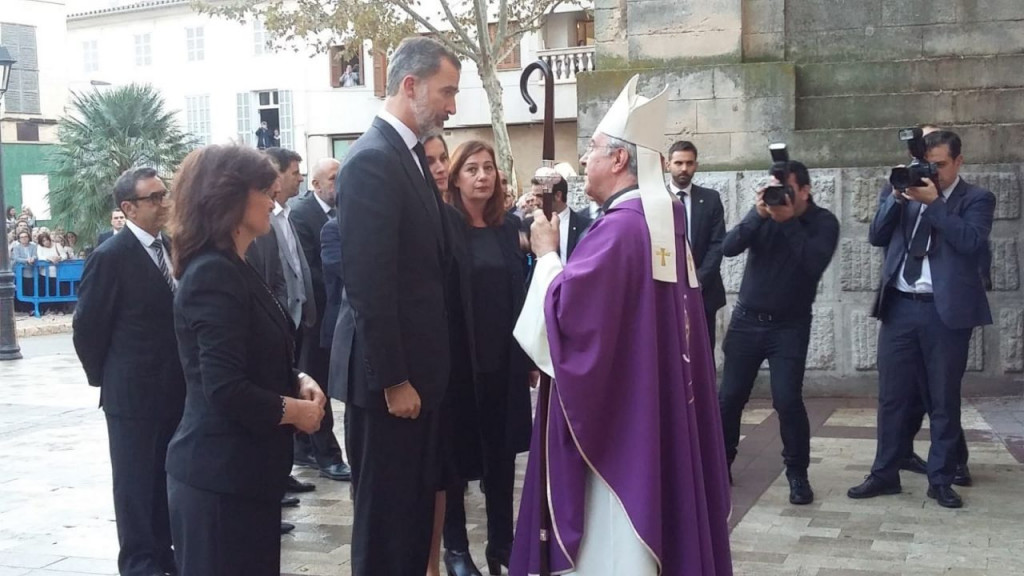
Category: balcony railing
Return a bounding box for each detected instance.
[536,46,596,82]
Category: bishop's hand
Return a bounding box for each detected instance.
[529,209,560,258]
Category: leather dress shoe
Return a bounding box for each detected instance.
[319,462,352,481]
[285,475,316,493]
[927,484,963,508]
[281,496,300,508]
[443,549,482,576]
[953,463,972,487]
[293,452,319,469]
[847,475,901,499]
[280,522,295,535]
[787,475,814,505]
[484,544,510,576]
[899,452,928,475]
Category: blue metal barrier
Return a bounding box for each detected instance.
[13,260,84,317]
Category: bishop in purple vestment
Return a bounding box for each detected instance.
[510,76,733,576]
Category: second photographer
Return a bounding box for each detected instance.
[718,155,840,505]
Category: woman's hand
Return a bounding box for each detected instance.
[297,373,327,408]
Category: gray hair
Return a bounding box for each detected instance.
[604,136,638,177]
[386,36,461,96]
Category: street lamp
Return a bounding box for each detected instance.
[0,44,23,361]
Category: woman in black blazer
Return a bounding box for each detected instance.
[166,144,326,576]
[441,140,532,576]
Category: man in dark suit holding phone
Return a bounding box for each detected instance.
[73,168,184,576]
[666,140,726,353]
[848,130,995,509]
[329,36,461,575]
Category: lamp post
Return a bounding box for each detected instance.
[0,45,22,361]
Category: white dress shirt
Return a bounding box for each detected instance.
[669,183,693,244]
[314,191,332,215]
[125,220,175,286]
[895,176,960,294]
[272,201,302,273]
[377,109,423,175]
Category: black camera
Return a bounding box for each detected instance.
[888,127,939,190]
[763,143,794,206]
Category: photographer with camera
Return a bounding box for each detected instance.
[847,130,995,509]
[718,149,839,505]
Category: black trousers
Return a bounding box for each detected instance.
[346,402,442,575]
[705,303,719,357]
[902,379,970,467]
[105,414,178,576]
[443,372,517,554]
[167,476,281,576]
[294,327,345,467]
[719,307,812,475]
[872,294,971,486]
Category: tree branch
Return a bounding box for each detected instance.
[390,0,479,61]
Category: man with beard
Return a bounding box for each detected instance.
[666,140,726,353]
[329,36,461,575]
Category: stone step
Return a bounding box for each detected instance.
[797,54,1024,98]
[795,88,1024,130]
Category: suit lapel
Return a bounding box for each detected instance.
[120,229,172,297]
[371,118,444,248]
[242,257,293,338]
[689,186,705,248]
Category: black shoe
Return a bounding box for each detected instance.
[285,475,316,493]
[281,496,300,508]
[787,475,814,505]
[293,451,319,469]
[953,463,972,487]
[443,549,482,576]
[484,544,510,576]
[280,522,295,535]
[319,462,352,481]
[899,453,928,475]
[847,475,901,499]
[927,484,963,508]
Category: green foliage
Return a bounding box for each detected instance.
[47,84,194,244]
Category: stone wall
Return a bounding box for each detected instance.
[569,0,1024,395]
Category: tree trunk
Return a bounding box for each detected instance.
[477,60,520,196]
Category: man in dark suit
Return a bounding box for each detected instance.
[329,36,460,575]
[95,208,126,246]
[666,140,726,352]
[288,156,351,482]
[523,166,592,265]
[848,130,995,509]
[73,167,183,576]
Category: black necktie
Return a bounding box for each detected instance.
[677,190,690,241]
[327,207,336,219]
[902,203,932,285]
[412,142,441,217]
[150,239,175,292]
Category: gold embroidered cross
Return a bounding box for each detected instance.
[657,247,671,267]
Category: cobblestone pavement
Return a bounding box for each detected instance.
[0,335,1022,575]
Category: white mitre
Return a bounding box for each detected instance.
[593,75,688,285]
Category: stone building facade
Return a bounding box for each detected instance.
[568,0,1024,395]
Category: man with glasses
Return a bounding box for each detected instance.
[74,167,184,576]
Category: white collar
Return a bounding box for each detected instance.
[125,219,160,247]
[609,189,642,211]
[941,176,960,200]
[378,108,419,151]
[313,192,332,215]
[670,182,693,196]
[558,206,570,219]
[272,201,289,217]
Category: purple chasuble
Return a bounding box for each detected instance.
[510,198,733,575]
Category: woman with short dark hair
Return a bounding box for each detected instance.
[166,144,326,576]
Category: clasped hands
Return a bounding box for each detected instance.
[282,374,326,434]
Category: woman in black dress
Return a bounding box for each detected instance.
[442,140,532,576]
[166,144,326,575]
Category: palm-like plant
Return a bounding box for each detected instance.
[48,84,195,244]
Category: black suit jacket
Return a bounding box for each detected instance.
[289,194,330,316]
[330,116,451,412]
[73,227,184,419]
[320,216,343,350]
[166,250,299,501]
[684,184,727,311]
[869,178,994,330]
[96,229,114,247]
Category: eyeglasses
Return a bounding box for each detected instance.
[584,142,615,155]
[128,191,170,205]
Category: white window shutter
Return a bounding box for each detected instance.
[279,90,294,150]
[236,92,253,146]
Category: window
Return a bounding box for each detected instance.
[253,19,268,55]
[576,17,595,46]
[186,26,204,61]
[329,45,364,88]
[16,122,39,142]
[135,33,152,66]
[185,95,211,146]
[82,39,99,74]
[0,23,41,114]
[488,23,521,70]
